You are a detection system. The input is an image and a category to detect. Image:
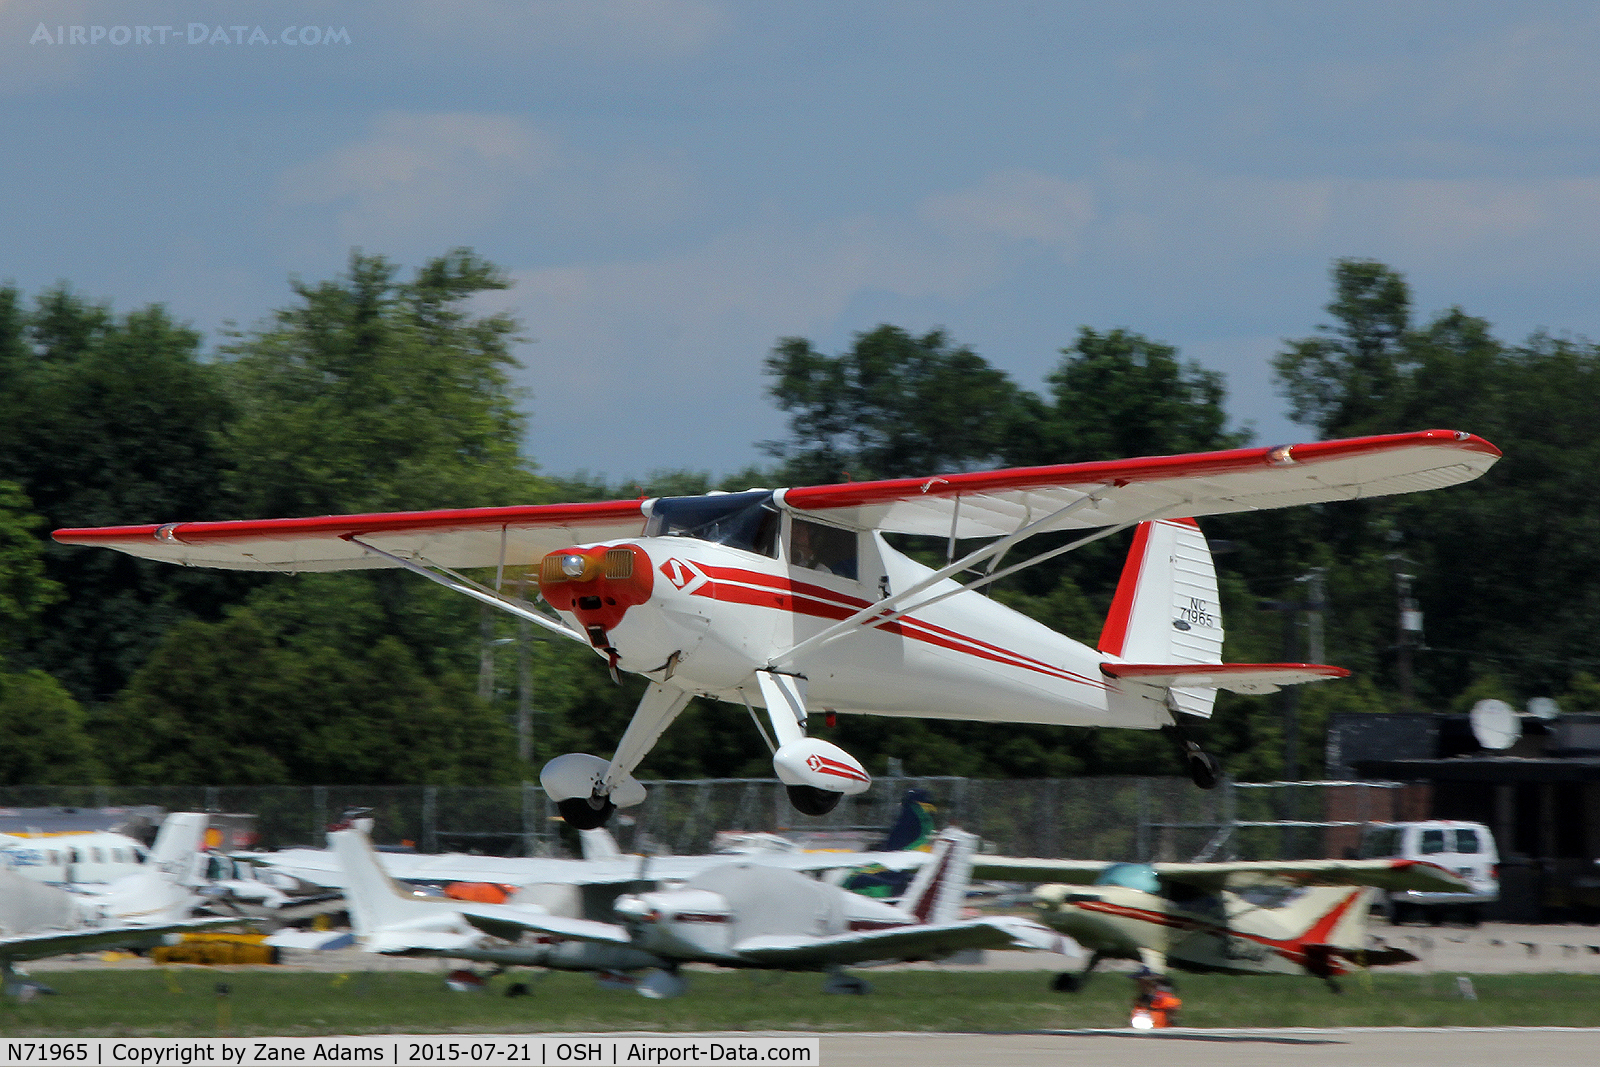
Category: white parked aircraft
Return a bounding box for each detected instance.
[245,793,937,900]
[332,824,1075,996]
[972,856,1471,992]
[54,430,1499,826]
[0,863,243,995]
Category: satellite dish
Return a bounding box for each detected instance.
[1470,699,1521,750]
[1526,697,1560,721]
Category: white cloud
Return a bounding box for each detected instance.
[278,112,562,249]
[920,170,1095,256]
[400,0,727,59]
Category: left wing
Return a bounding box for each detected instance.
[733,916,1077,968]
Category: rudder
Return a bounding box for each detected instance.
[1099,519,1223,719]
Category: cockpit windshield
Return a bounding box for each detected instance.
[645,490,780,557]
[1093,862,1161,895]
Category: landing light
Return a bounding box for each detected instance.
[560,554,587,577]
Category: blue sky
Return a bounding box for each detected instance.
[3,1,1598,486]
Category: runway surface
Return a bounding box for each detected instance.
[810,1028,1600,1066]
[25,921,1600,1064]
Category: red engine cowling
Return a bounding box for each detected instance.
[537,544,654,649]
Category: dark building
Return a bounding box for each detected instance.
[1326,711,1600,921]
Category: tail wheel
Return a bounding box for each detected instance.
[786,784,844,816]
[556,796,616,830]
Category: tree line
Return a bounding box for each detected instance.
[1,253,1595,787]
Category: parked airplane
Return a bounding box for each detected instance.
[972,856,1470,991]
[245,793,939,902]
[0,863,243,996]
[333,825,1076,996]
[54,431,1499,826]
[1,830,153,885]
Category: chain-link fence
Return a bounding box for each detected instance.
[0,778,1412,861]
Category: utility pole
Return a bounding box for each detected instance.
[1265,569,1327,786]
[1390,557,1423,713]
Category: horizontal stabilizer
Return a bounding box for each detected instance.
[1102,662,1350,695]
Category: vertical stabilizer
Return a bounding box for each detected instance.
[1289,886,1375,949]
[1098,519,1223,718]
[330,829,434,938]
[149,813,208,882]
[899,828,976,925]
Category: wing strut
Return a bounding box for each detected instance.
[344,535,585,644]
[769,492,1168,671]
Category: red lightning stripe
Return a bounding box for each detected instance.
[691,563,1110,691]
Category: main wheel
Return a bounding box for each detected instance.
[1050,972,1083,993]
[1185,748,1220,790]
[786,784,844,816]
[556,795,616,829]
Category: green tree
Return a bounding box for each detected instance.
[102,595,521,786]
[221,248,543,516]
[0,668,103,784]
[764,325,1032,483]
[0,287,239,703]
[1274,259,1414,438]
[1038,327,1249,463]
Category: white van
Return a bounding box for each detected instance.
[1358,820,1499,925]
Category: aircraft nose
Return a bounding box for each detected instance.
[537,544,655,649]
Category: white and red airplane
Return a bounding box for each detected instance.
[54,430,1499,828]
[980,856,1471,991]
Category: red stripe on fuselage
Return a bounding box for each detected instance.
[696,563,1108,691]
[1072,891,1364,974]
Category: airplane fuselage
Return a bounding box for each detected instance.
[541,529,1167,731]
[1036,884,1373,979]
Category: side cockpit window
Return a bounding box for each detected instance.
[789,518,858,580]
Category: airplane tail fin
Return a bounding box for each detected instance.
[1286,885,1375,948]
[1099,521,1349,720]
[872,789,938,852]
[1098,519,1224,719]
[149,813,208,883]
[329,828,431,938]
[900,827,976,925]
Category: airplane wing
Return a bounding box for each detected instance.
[971,856,1470,893]
[1101,663,1350,695]
[52,500,650,572]
[1149,858,1473,893]
[0,916,246,964]
[245,845,928,891]
[51,430,1497,568]
[970,857,1111,884]
[453,905,632,946]
[777,429,1499,537]
[733,916,1078,968]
